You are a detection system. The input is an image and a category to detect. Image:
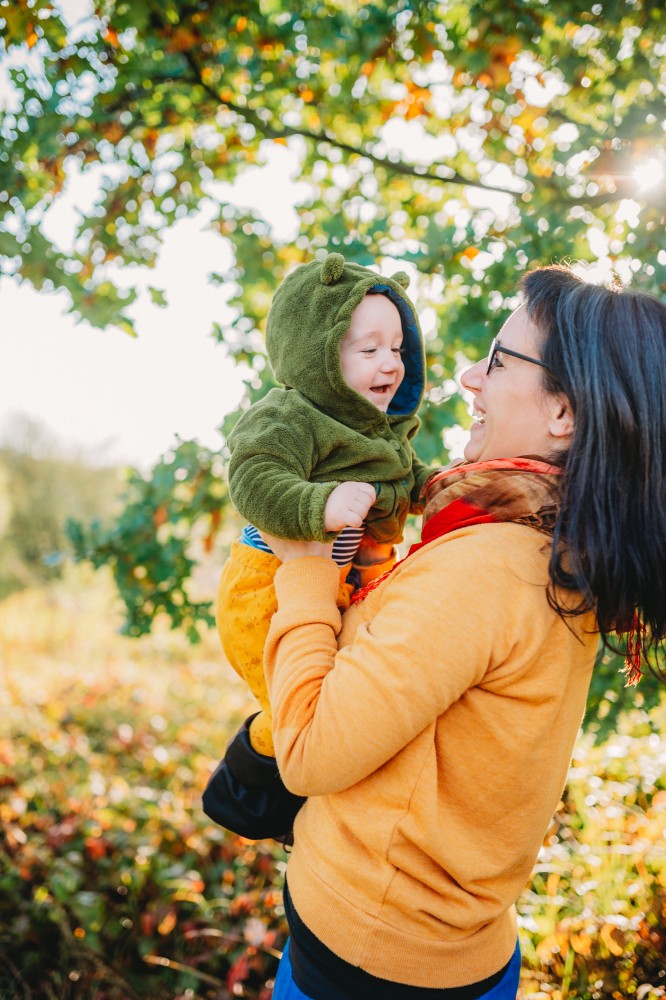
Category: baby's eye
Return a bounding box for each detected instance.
[362,348,377,355]
[392,347,404,355]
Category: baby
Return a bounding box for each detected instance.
[217,252,433,756]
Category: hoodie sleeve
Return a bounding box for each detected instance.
[262,539,495,795]
[228,393,340,541]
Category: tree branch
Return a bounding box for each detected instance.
[181,50,530,199]
[128,2,634,210]
[180,52,637,211]
[85,3,636,215]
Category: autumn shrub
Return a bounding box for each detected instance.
[519,703,666,999]
[0,568,286,998]
[0,568,664,999]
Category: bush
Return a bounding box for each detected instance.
[0,569,664,998]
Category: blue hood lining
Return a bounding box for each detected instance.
[367,284,424,416]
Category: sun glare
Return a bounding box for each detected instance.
[633,158,665,192]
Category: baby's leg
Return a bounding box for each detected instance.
[216,541,281,756]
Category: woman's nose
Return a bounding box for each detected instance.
[460,359,485,392]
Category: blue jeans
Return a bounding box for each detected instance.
[272,938,521,1000]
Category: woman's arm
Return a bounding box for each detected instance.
[263,531,526,796]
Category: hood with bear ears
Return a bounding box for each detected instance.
[265,253,425,432]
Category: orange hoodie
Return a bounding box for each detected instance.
[264,522,598,988]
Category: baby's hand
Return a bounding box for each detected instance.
[324,481,377,532]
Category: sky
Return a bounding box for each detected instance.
[3,226,244,468]
[1,152,306,468]
[0,0,316,469]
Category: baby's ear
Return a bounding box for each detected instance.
[320,252,345,284]
[392,271,410,290]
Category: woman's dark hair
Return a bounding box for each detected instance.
[520,265,666,670]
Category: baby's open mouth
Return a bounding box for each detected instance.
[371,384,391,394]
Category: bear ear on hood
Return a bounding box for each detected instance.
[392,271,410,290]
[320,252,345,285]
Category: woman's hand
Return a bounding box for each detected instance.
[259,531,335,563]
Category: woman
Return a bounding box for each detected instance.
[259,265,666,1000]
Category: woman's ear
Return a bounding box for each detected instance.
[548,394,574,442]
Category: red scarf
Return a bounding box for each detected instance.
[351,458,563,605]
[352,456,643,685]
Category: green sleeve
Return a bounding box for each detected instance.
[227,394,340,541]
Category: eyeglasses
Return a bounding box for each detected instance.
[486,337,551,375]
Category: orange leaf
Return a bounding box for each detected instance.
[167,28,199,53]
[101,122,124,144]
[153,505,168,527]
[600,922,625,957]
[85,836,108,860]
[104,27,120,48]
[143,129,159,156]
[26,29,39,49]
[488,59,512,88]
[570,931,592,955]
[140,912,157,936]
[158,909,178,936]
[462,247,480,260]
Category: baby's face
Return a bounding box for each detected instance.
[339,295,405,412]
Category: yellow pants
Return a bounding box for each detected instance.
[216,539,396,756]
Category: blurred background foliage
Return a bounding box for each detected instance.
[0,570,664,997]
[0,415,121,599]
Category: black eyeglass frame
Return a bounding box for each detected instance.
[486,337,551,375]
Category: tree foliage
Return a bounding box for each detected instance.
[67,437,228,642]
[3,0,664,336]
[2,1,665,667]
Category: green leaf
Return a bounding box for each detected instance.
[147,286,168,307]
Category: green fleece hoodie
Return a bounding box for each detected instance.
[227,253,432,544]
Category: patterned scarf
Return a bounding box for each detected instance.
[352,457,644,686]
[351,458,564,606]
